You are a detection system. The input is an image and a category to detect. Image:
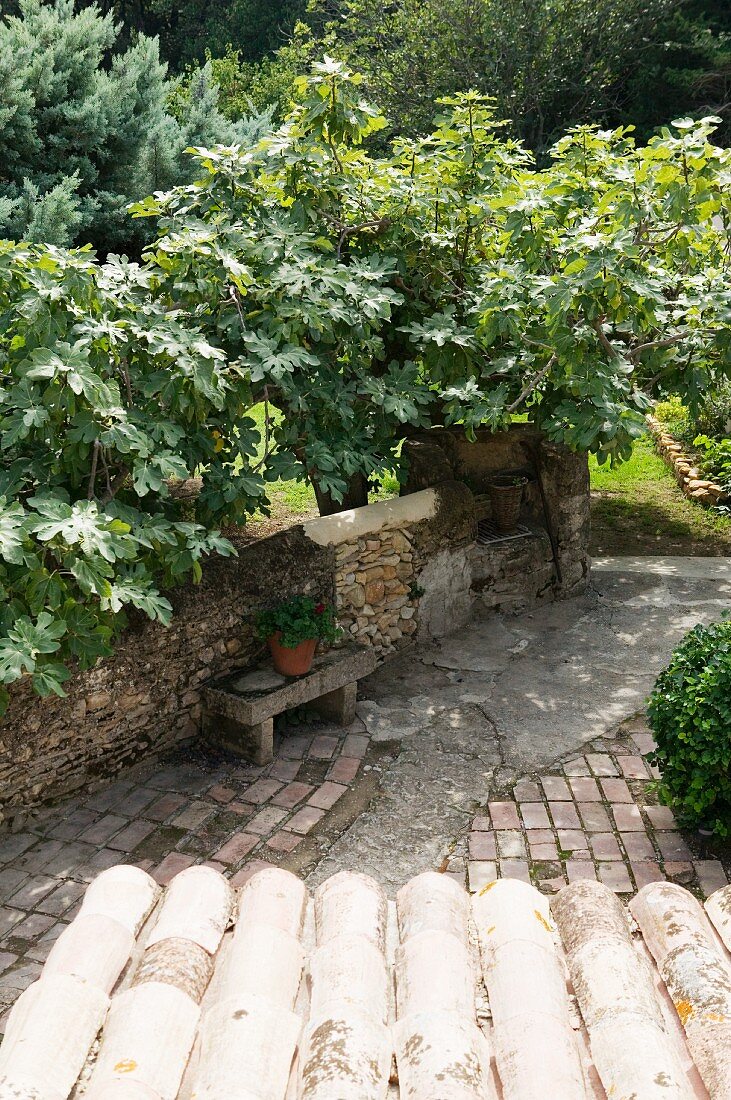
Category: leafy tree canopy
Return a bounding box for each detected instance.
[170,33,315,126]
[2,60,730,709]
[0,0,308,70]
[305,0,666,149]
[124,0,304,71]
[624,0,731,145]
[295,0,731,149]
[0,242,243,713]
[4,0,729,155]
[137,60,731,478]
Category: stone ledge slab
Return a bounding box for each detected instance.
[203,645,377,726]
[303,488,439,546]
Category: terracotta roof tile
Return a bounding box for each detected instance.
[0,866,729,1098]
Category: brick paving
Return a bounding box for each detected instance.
[0,723,371,1024]
[0,704,728,1037]
[454,722,729,900]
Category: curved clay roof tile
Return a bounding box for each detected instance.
[0,866,729,1100]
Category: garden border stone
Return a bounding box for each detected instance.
[647,414,726,505]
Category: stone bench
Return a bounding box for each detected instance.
[202,643,377,764]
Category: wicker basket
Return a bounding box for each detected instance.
[488,475,528,532]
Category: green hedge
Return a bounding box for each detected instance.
[647,619,731,837]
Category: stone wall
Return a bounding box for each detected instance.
[0,528,334,819]
[332,528,417,649]
[470,530,556,614]
[0,486,472,816]
[403,425,591,604]
[0,439,590,816]
[303,482,475,651]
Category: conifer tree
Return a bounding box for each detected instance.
[0,0,258,253]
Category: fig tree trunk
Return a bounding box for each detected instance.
[312,472,369,515]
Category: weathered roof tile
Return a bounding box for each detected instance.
[0,866,729,1099]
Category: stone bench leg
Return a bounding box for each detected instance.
[311,681,357,726]
[205,714,274,766]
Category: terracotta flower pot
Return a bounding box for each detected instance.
[268,633,318,677]
[488,475,527,533]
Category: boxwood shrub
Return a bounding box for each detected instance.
[647,619,731,837]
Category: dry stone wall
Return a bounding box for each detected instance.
[304,481,476,652]
[0,486,473,816]
[333,529,417,650]
[403,425,591,608]
[647,415,727,505]
[0,451,589,817]
[0,528,333,819]
[471,531,556,614]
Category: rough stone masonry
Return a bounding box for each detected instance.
[1,427,590,818]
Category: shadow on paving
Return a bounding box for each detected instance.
[307,559,731,893]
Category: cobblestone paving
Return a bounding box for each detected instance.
[0,720,727,1035]
[0,722,371,1025]
[450,719,729,899]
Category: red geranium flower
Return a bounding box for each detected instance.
[314,602,325,614]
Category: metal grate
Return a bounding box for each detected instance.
[476,518,534,545]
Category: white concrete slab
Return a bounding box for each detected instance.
[593,555,731,579]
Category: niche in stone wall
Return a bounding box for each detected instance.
[401,425,591,613]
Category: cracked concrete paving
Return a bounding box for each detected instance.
[306,556,731,893]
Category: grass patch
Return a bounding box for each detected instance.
[589,437,671,491]
[590,435,731,556]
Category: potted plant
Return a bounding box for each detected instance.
[256,596,341,677]
[488,473,529,532]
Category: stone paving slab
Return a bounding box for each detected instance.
[451,719,729,900]
[593,555,731,579]
[307,559,731,890]
[0,718,373,1026]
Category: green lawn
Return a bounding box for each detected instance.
[589,437,665,491]
[589,435,731,556]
